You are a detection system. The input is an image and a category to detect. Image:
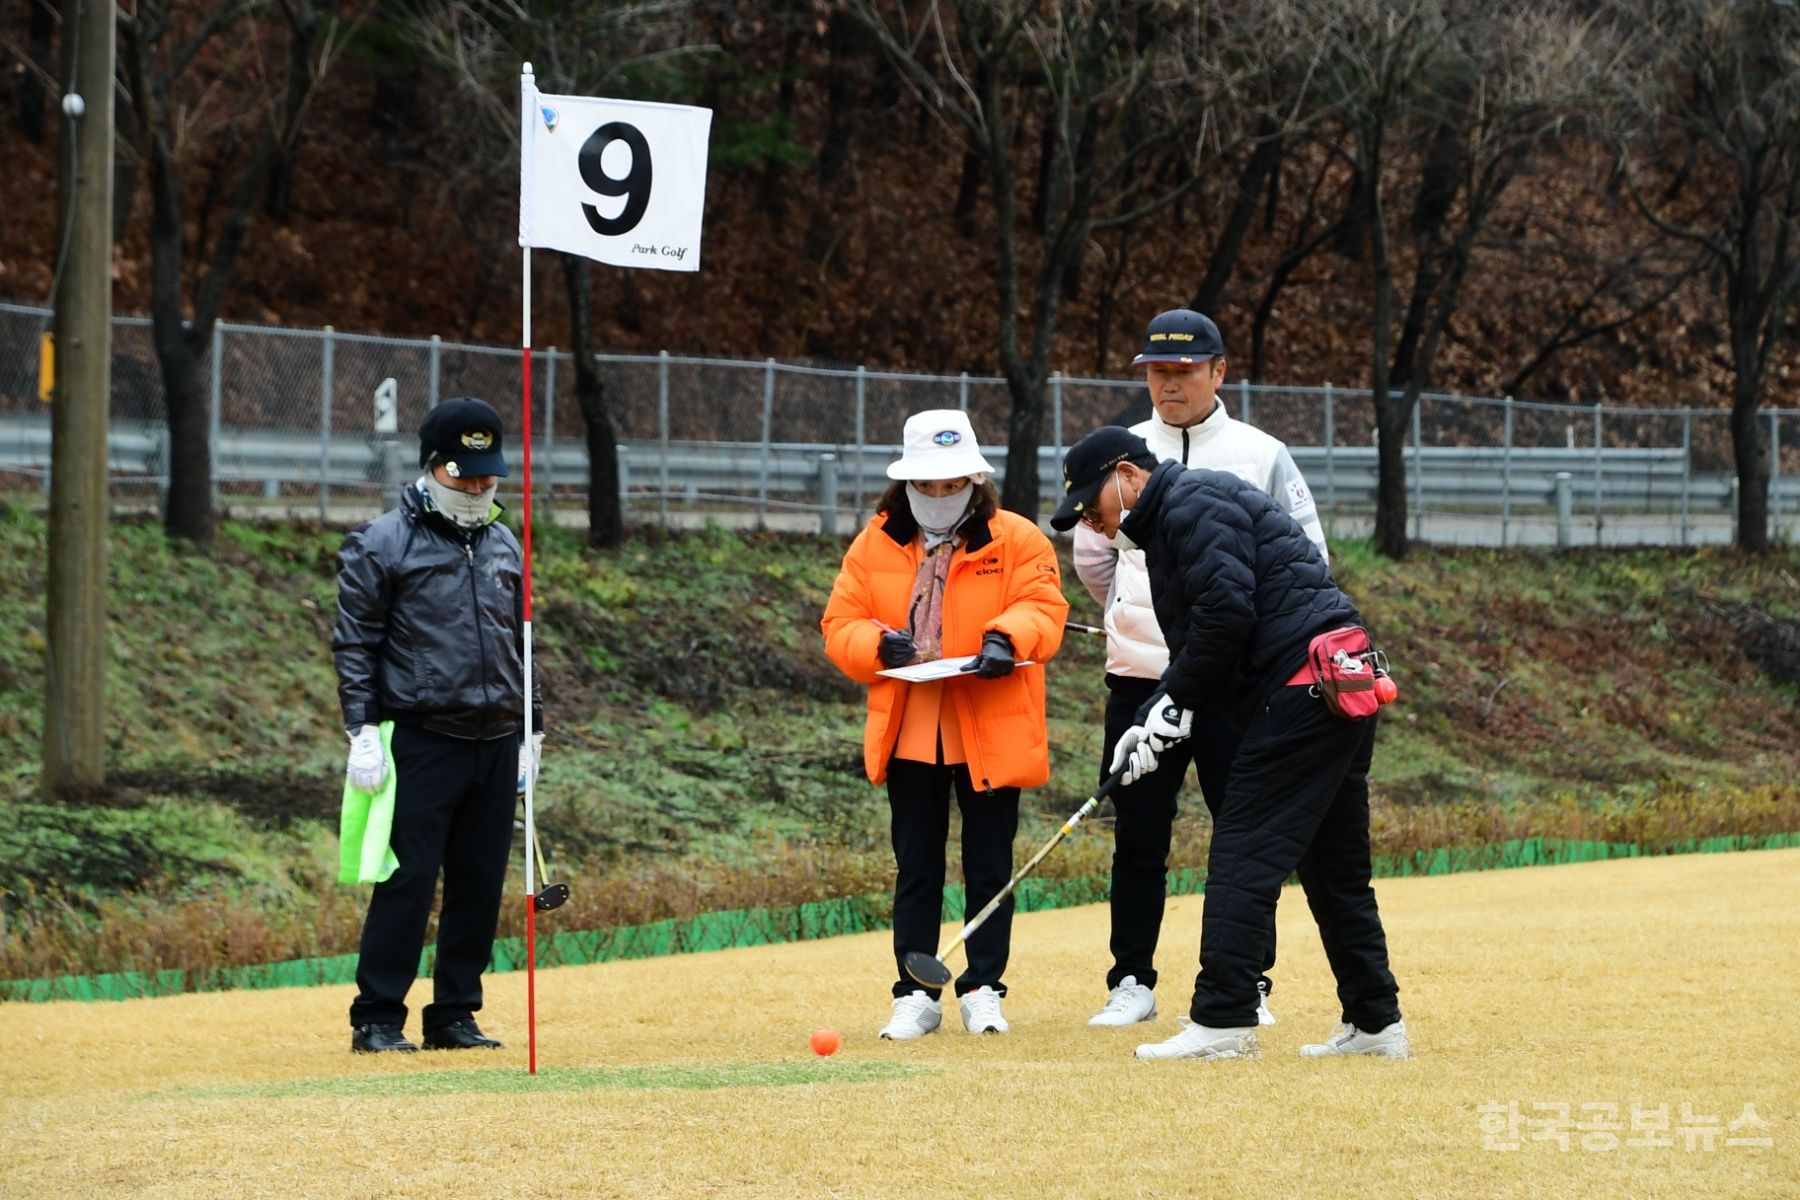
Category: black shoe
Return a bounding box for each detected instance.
[351,1023,419,1053]
[422,1019,503,1050]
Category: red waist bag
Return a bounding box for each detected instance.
[1308,626,1383,720]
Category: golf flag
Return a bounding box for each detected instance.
[519,75,712,272]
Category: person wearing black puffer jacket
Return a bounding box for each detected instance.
[1052,426,1409,1063]
[332,396,543,1056]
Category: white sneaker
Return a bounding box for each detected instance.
[1088,975,1157,1026]
[959,986,1009,1034]
[1135,1020,1260,1060]
[1256,979,1276,1027]
[878,990,942,1040]
[1300,1019,1411,1059]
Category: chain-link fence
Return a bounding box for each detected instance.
[2,301,1793,545]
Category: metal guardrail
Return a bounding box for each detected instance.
[3,414,1789,546]
[2,301,1792,545]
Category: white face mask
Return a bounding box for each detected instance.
[422,474,497,529]
[1110,471,1138,550]
[906,482,975,534]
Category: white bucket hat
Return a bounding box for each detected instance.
[886,409,995,481]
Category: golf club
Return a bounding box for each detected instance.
[904,766,1129,989]
[514,810,571,911]
[1066,621,1106,636]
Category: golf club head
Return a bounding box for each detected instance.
[533,882,570,912]
[903,951,954,989]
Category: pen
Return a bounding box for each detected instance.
[870,617,901,634]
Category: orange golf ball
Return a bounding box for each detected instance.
[809,1027,841,1057]
[1374,675,1399,705]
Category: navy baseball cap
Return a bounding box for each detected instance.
[419,397,508,477]
[1131,308,1225,365]
[1050,426,1156,532]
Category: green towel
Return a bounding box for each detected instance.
[338,721,401,884]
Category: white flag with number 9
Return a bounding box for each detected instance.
[520,81,713,273]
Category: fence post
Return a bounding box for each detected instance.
[320,325,335,522]
[428,334,441,408]
[1680,407,1692,547]
[208,323,224,510]
[617,443,631,522]
[1593,405,1604,546]
[1239,377,1250,424]
[819,452,838,536]
[855,365,868,520]
[1322,382,1335,540]
[1730,476,1740,545]
[1501,395,1514,549]
[758,357,775,527]
[1052,371,1064,459]
[959,370,969,413]
[541,347,556,518]
[1410,398,1423,543]
[658,350,670,528]
[1555,472,1573,548]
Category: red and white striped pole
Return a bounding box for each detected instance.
[519,62,540,1075]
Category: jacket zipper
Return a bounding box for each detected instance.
[943,542,996,796]
[466,536,493,712]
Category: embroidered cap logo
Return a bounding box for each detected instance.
[461,430,494,450]
[932,430,961,447]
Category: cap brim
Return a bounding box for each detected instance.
[443,449,509,478]
[1049,479,1105,532]
[1131,351,1219,366]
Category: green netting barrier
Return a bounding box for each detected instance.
[7,830,1797,1004]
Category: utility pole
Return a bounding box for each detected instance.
[44,0,115,799]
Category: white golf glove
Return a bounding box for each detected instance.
[1107,696,1194,786]
[346,724,388,793]
[1141,696,1194,753]
[517,731,545,794]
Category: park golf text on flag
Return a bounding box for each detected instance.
[519,77,712,273]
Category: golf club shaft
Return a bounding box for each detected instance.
[1066,622,1106,636]
[937,769,1128,966]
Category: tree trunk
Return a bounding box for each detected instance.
[1190,131,1285,314]
[561,254,622,549]
[159,334,217,544]
[1361,127,1408,560]
[1729,375,1770,553]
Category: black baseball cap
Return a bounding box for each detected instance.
[1131,308,1225,365]
[1050,426,1156,532]
[419,397,509,477]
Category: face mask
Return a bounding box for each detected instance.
[422,473,497,529]
[906,482,975,534]
[1110,472,1138,550]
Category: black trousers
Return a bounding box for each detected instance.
[1189,686,1400,1031]
[349,723,519,1032]
[1100,674,1273,993]
[886,758,1020,1001]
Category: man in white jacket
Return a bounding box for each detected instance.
[1075,308,1328,1028]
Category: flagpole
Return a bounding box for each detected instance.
[519,61,539,1078]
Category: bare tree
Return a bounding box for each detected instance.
[412,0,713,550]
[850,0,1232,513]
[1612,0,1800,553]
[119,0,357,544]
[1330,0,1619,558]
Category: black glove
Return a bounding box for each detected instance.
[965,631,1016,678]
[878,629,918,668]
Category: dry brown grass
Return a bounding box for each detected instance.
[2,849,1796,1199]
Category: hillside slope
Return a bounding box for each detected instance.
[0,502,1796,980]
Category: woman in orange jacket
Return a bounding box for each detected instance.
[822,409,1068,1040]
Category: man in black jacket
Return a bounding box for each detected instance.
[333,396,543,1054]
[1052,426,1408,1062]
